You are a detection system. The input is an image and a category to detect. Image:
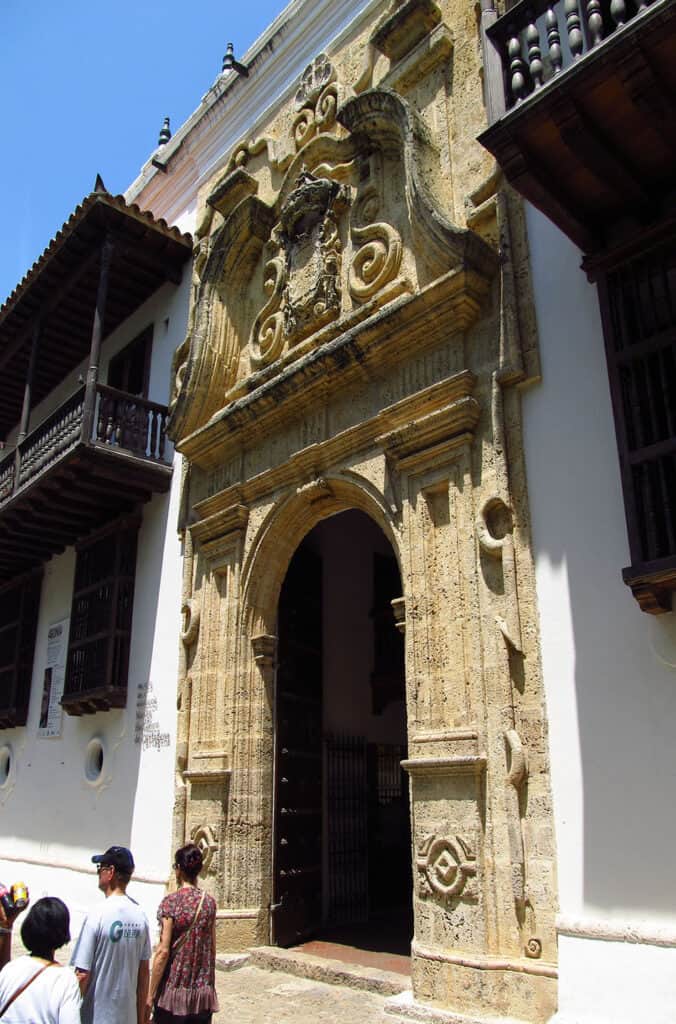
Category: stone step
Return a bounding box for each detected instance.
[215,952,251,972]
[247,944,412,997]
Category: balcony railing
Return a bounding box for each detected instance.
[94,384,168,461]
[484,0,661,117]
[0,383,169,511]
[17,386,86,488]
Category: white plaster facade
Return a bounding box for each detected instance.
[523,205,676,1024]
[0,275,190,935]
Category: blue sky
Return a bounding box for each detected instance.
[0,0,289,304]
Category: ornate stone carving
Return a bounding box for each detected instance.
[391,596,406,634]
[477,494,523,653]
[349,188,403,303]
[371,0,443,63]
[168,85,497,447]
[292,54,338,150]
[416,834,478,903]
[190,823,219,874]
[505,728,528,912]
[251,634,277,668]
[250,170,349,365]
[296,477,334,503]
[180,598,201,647]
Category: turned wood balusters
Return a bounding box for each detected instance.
[493,0,654,109]
[0,384,168,510]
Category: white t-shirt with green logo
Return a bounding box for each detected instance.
[71,893,151,1024]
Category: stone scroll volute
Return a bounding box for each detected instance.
[167,57,496,445]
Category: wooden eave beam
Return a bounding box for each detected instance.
[0,514,78,547]
[0,247,101,376]
[621,45,676,159]
[553,98,654,210]
[492,132,596,252]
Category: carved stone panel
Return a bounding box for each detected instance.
[250,170,349,364]
[416,833,478,904]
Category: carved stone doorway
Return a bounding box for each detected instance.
[272,509,412,954]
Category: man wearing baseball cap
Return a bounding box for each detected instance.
[71,846,151,1024]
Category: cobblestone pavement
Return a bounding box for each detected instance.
[214,964,391,1024]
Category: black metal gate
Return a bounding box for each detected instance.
[326,735,409,924]
[326,733,369,923]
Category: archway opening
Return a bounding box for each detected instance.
[272,508,412,958]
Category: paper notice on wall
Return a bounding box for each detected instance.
[37,618,69,739]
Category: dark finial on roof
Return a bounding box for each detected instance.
[158,117,171,147]
[222,42,249,77]
[93,174,108,194]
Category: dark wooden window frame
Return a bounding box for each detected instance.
[61,513,141,715]
[107,324,153,398]
[596,233,676,614]
[0,569,43,729]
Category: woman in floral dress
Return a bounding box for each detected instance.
[148,843,219,1023]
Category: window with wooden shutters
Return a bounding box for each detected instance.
[0,570,42,728]
[62,516,140,714]
[599,238,676,613]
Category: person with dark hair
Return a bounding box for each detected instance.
[71,846,151,1024]
[147,843,218,1023]
[0,897,81,1022]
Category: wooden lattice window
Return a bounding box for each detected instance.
[599,237,676,613]
[107,325,153,398]
[62,516,140,715]
[0,570,42,728]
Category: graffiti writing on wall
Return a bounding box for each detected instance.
[135,681,170,750]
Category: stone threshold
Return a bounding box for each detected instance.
[385,990,532,1024]
[242,944,412,996]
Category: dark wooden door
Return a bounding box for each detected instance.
[272,546,323,947]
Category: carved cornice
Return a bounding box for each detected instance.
[402,755,487,776]
[190,502,249,545]
[177,271,487,469]
[381,22,453,94]
[371,0,442,63]
[168,79,497,447]
[251,633,277,667]
[185,749,231,784]
[182,371,482,522]
[189,502,249,571]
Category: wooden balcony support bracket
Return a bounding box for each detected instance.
[552,98,654,211]
[620,46,676,153]
[495,133,595,253]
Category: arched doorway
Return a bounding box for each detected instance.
[272,509,412,954]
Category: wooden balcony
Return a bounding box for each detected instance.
[0,382,171,581]
[478,0,676,256]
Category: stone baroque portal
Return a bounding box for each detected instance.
[168,4,559,1023]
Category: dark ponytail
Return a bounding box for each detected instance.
[174,842,203,881]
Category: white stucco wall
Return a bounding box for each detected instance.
[522,205,676,1023]
[0,269,190,938]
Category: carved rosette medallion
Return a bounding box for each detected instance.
[293,54,338,150]
[250,170,349,366]
[190,824,219,874]
[416,834,478,904]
